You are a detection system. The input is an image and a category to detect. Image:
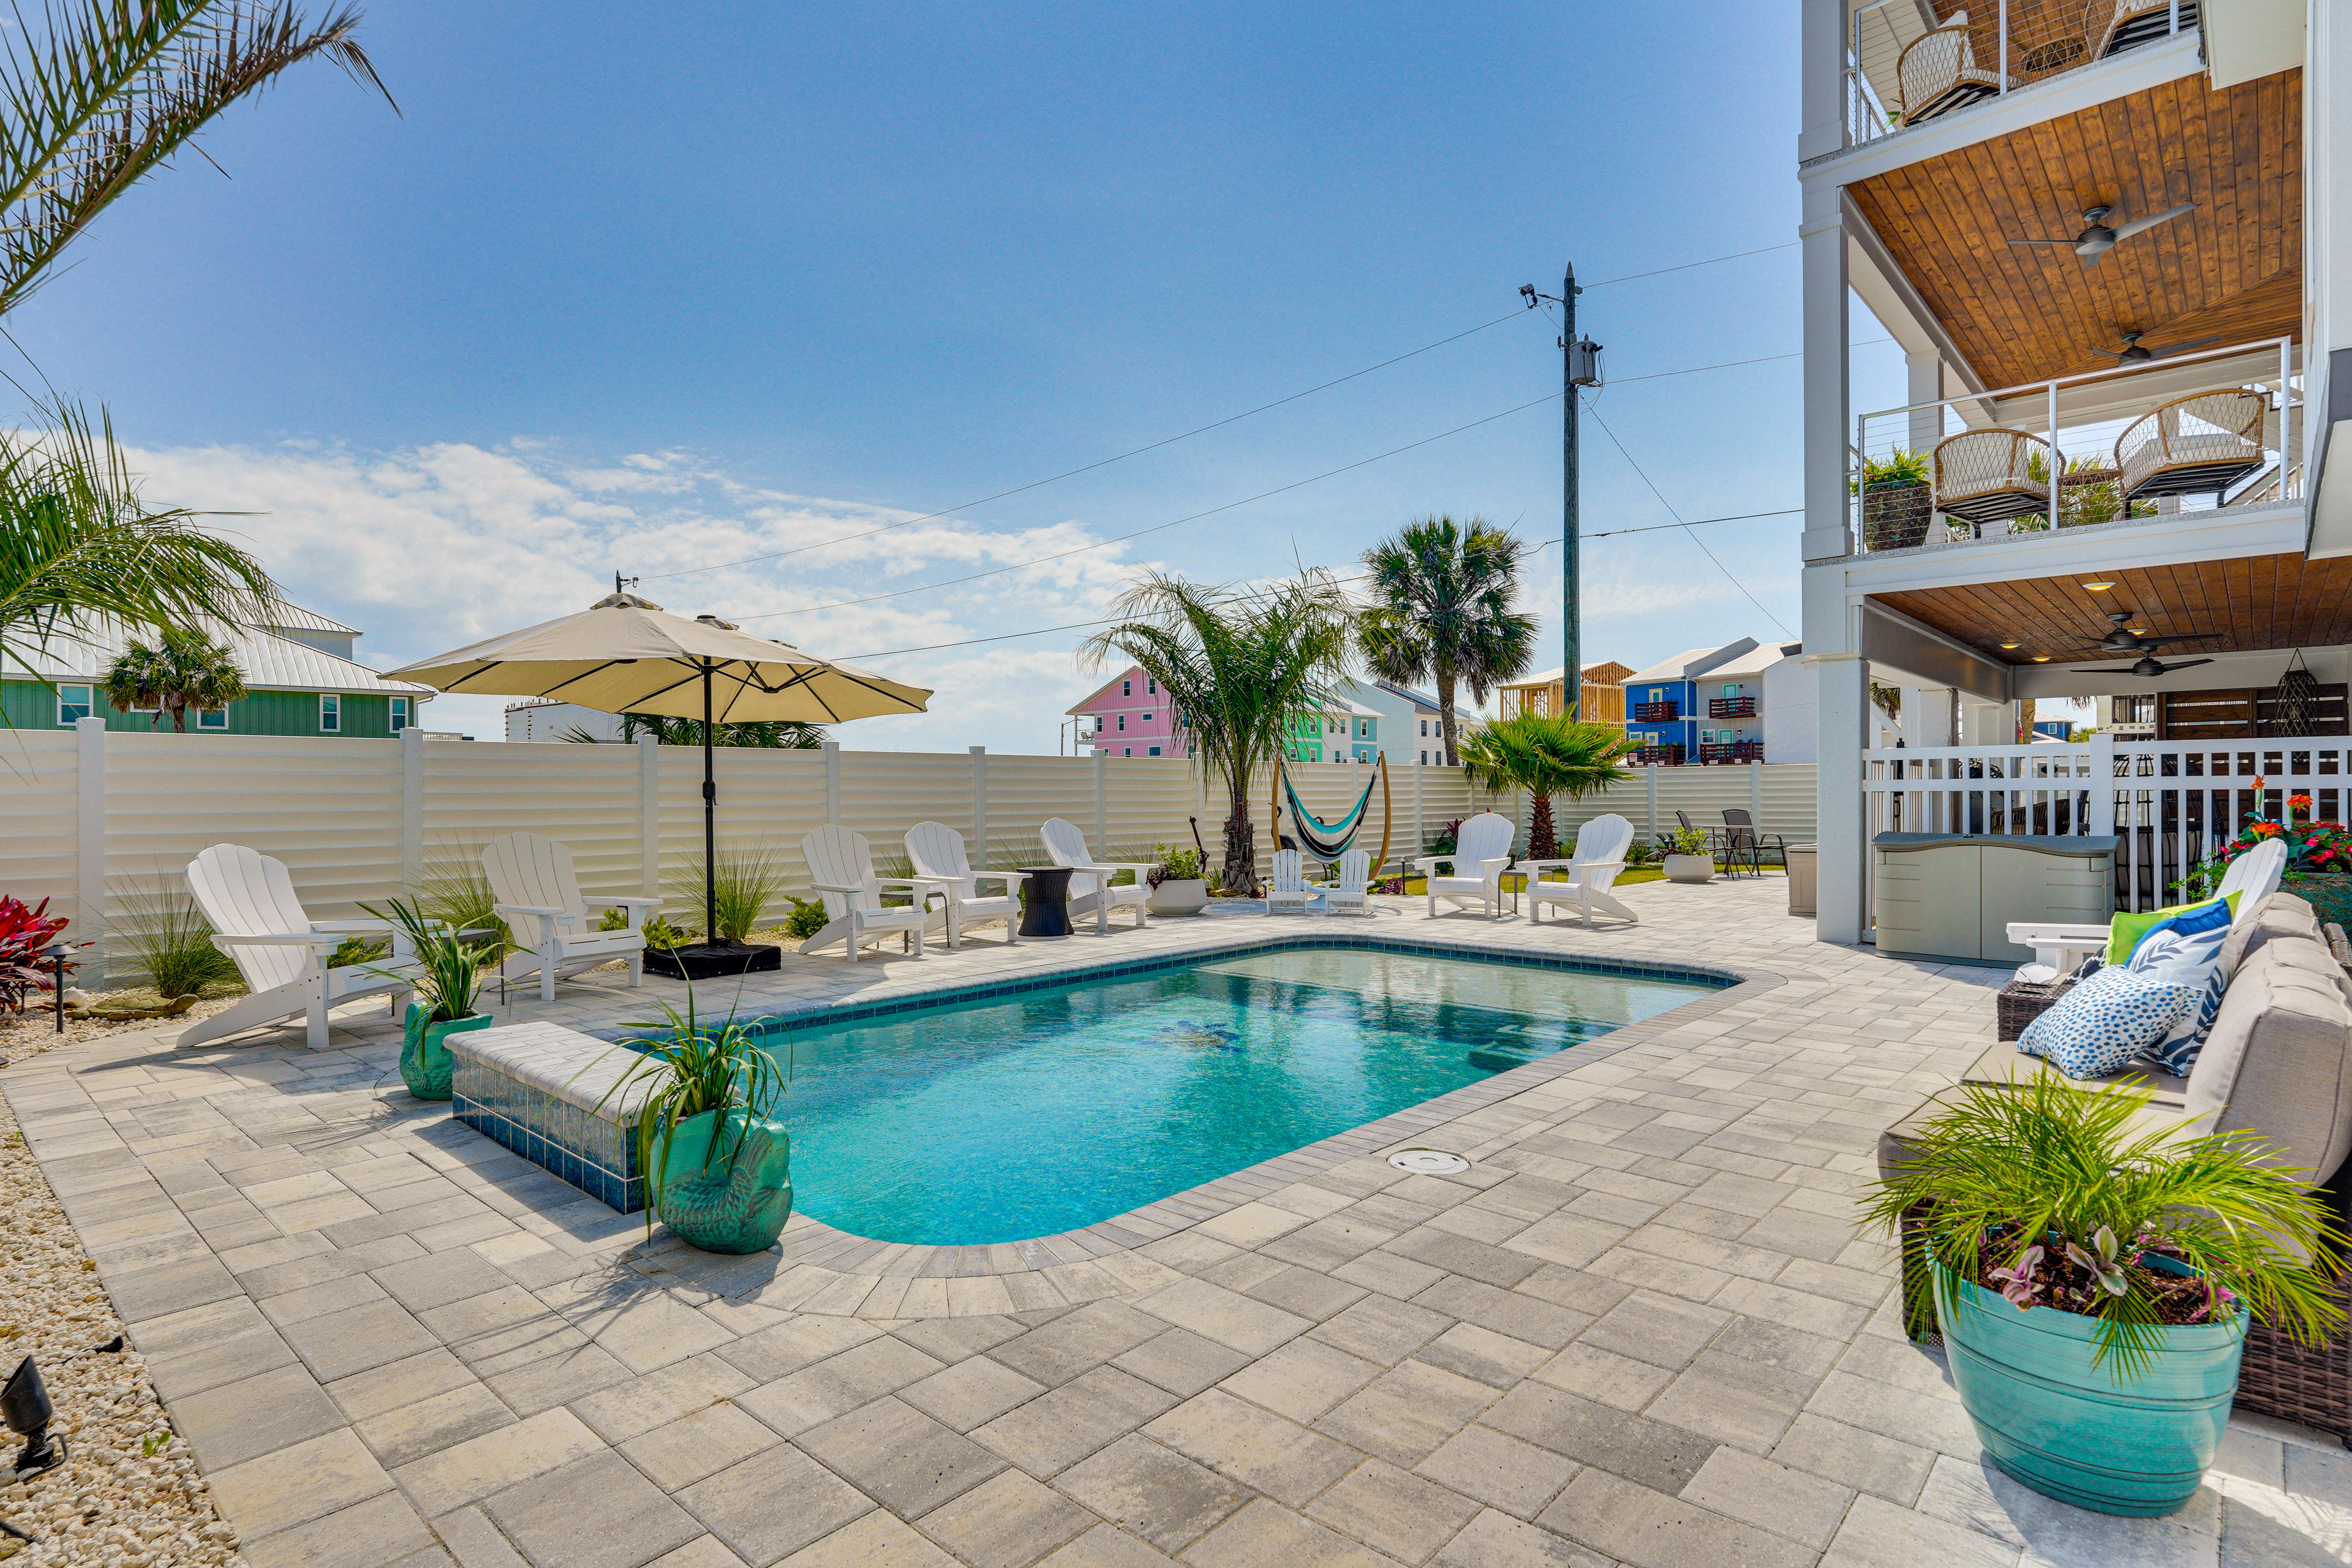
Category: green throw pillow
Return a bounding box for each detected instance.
[2107,892,2239,966]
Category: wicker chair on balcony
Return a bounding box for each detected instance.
[2115,390,2267,505]
[1931,430,2054,529]
[2094,0,2199,58]
[1896,16,2014,126]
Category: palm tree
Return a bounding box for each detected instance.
[1457,713,1638,859]
[562,714,827,749]
[0,0,394,317]
[1357,516,1537,766]
[102,624,246,730]
[0,398,277,693]
[1083,570,1352,897]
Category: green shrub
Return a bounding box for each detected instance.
[782,897,829,940]
[123,899,241,1000]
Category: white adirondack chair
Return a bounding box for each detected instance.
[2007,836,2287,981]
[1267,849,1314,915]
[1522,814,1639,929]
[179,845,417,1050]
[905,821,1027,949]
[799,826,935,962]
[1313,848,1374,918]
[1414,812,1517,919]
[1039,818,1152,935]
[483,833,660,1003]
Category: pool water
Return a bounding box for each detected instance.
[750,945,1718,1246]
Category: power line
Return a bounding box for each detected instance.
[1582,507,1801,539]
[647,307,1537,581]
[737,389,1564,624]
[1581,241,1799,290]
[1580,398,1796,639]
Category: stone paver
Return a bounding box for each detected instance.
[6,878,2345,1566]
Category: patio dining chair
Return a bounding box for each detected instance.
[2115,389,2267,505]
[1721,808,1785,873]
[1896,16,2013,126]
[1931,430,2055,529]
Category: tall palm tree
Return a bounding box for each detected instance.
[562,714,827,749]
[1083,570,1353,897]
[0,0,394,316]
[102,623,246,729]
[1357,516,1537,766]
[0,398,276,695]
[1457,713,1638,859]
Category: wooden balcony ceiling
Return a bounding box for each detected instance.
[1848,67,2301,391]
[1871,552,2352,664]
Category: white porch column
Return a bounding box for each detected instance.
[1812,654,1870,944]
[1905,350,1943,456]
[1800,180,1853,563]
[75,716,106,987]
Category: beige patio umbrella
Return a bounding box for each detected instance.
[391,587,929,961]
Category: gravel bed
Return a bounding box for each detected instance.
[0,1031,245,1566]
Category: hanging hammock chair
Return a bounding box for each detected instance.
[1270,755,1393,872]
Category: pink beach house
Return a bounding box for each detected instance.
[1066,666,1186,758]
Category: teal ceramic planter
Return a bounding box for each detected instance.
[654,1107,793,1254]
[1933,1257,2244,1516]
[401,1004,492,1101]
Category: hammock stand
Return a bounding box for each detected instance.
[1267,754,1392,876]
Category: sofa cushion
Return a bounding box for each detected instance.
[2018,966,2202,1079]
[2187,939,2352,1183]
[1962,1039,2189,1107]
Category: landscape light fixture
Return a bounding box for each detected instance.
[1,1357,63,1477]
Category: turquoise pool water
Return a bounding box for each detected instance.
[751,944,1719,1246]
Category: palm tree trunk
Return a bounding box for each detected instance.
[1528,794,1557,859]
[1222,775,1259,897]
[1436,671,1458,766]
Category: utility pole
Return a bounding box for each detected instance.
[1522,270,1603,718]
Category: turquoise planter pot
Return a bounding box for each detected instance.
[654,1107,793,1254]
[401,1003,492,1101]
[1933,1258,2244,1516]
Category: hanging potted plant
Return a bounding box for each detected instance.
[594,989,794,1254]
[1661,826,1716,884]
[364,897,497,1102]
[1145,842,1210,916]
[1864,1075,2343,1516]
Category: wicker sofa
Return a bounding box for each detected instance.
[1879,891,2352,1441]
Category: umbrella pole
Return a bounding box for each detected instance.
[703,664,720,946]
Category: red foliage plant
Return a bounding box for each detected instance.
[0,896,72,1010]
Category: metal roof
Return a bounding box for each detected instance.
[257,602,361,637]
[3,615,430,695]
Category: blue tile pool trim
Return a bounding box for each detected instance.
[453,1054,644,1212]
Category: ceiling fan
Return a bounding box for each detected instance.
[2070,654,2215,678]
[2092,329,2224,364]
[2094,609,2224,654]
[2009,202,2196,263]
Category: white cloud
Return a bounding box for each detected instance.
[125,437,1148,752]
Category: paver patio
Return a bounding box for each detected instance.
[5,875,2344,1568]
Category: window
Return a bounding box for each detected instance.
[1122,678,1132,696]
[56,684,92,725]
[1123,747,1132,756]
[390,696,410,733]
[197,708,227,731]
[1148,745,1161,757]
[1117,714,1126,731]
[1725,684,1738,697]
[1143,712,1153,723]
[1420,719,1428,736]
[1419,750,1428,765]
[319,693,341,733]
[1147,677,1156,695]
[1649,687,1664,701]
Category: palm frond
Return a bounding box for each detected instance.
[0,0,396,315]
[1357,516,1537,761]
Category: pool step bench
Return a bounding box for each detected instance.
[449,1020,668,1213]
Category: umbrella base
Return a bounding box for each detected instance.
[644,941,783,981]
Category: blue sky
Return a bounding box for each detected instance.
[13,1,1910,748]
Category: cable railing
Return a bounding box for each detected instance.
[1849,337,2298,554]
[1847,0,2198,147]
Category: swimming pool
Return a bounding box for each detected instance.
[747,942,1722,1246]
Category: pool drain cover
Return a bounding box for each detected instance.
[1387,1149,1470,1175]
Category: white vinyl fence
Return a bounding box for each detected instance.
[2,723,1818,986]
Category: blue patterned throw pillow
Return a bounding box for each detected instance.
[2017,966,2202,1080]
[2124,897,2236,1076]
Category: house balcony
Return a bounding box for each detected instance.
[1630,743,1686,766]
[1708,697,1757,718]
[1632,701,1679,722]
[1849,338,2299,559]
[1699,741,1765,765]
[1845,0,2197,149]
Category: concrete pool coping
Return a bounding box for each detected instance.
[579,927,1788,1300]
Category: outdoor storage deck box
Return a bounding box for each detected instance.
[1872,832,2116,965]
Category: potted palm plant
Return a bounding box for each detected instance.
[1145,842,1210,915]
[1662,826,1716,884]
[364,898,496,1102]
[1865,1075,2343,1516]
[595,990,793,1254]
